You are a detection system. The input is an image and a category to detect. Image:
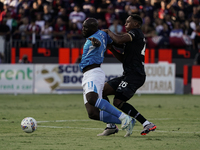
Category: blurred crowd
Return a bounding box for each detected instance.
[0,0,200,50]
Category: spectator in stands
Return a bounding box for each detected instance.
[113,0,128,23]
[155,18,164,35]
[35,13,45,29]
[86,5,99,19]
[4,0,18,11]
[16,0,25,14]
[30,1,39,19]
[142,16,156,38]
[159,23,170,37]
[82,0,94,17]
[125,0,140,15]
[37,0,44,13]
[57,8,68,26]
[176,10,186,25]
[108,19,123,34]
[5,11,17,34]
[152,9,159,23]
[169,21,190,47]
[191,25,200,50]
[53,17,66,47]
[13,16,29,40]
[67,22,82,40]
[97,18,107,29]
[190,6,200,20]
[21,1,31,18]
[172,0,187,19]
[15,7,26,24]
[52,0,62,15]
[186,0,196,19]
[158,0,171,20]
[142,0,154,20]
[96,0,110,21]
[188,14,200,37]
[169,21,183,38]
[158,23,170,47]
[42,4,54,26]
[69,4,86,30]
[105,4,117,28]
[0,17,10,41]
[19,54,30,63]
[26,18,41,47]
[40,21,53,48]
[0,4,12,24]
[164,13,174,31]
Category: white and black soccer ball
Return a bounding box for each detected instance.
[21,117,37,133]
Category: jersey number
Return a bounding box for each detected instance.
[141,43,146,56]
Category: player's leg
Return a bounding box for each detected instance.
[113,74,156,135]
[86,91,131,130]
[84,94,121,124]
[83,68,132,130]
[103,76,136,137]
[102,82,116,100]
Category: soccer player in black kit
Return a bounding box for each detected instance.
[101,14,157,135]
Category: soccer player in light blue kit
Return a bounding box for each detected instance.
[79,18,135,137]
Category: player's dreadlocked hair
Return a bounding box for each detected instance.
[130,14,143,28]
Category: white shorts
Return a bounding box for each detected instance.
[82,67,105,104]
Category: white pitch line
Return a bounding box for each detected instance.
[38,125,200,134]
[37,120,92,123]
[37,118,200,123]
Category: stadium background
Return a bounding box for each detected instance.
[0,0,200,94]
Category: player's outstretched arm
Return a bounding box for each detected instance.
[102,29,131,44]
[88,37,101,47]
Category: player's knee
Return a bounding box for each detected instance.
[113,99,124,108]
[86,92,98,106]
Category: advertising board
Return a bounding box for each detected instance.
[0,65,34,93]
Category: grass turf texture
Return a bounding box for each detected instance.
[0,94,199,150]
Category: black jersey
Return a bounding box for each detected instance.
[123,28,146,76]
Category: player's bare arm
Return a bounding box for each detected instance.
[102,29,132,44]
[88,37,101,47]
[108,30,132,44]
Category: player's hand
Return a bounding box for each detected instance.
[101,29,109,33]
[88,37,101,47]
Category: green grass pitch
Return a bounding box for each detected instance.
[0,94,200,150]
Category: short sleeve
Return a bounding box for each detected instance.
[128,30,136,39]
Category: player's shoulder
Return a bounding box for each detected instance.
[128,28,143,38]
[91,30,108,40]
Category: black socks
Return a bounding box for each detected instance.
[120,103,146,124]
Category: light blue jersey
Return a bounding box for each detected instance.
[79,30,113,72]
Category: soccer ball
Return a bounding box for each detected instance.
[21,117,37,133]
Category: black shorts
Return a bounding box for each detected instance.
[107,72,146,101]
